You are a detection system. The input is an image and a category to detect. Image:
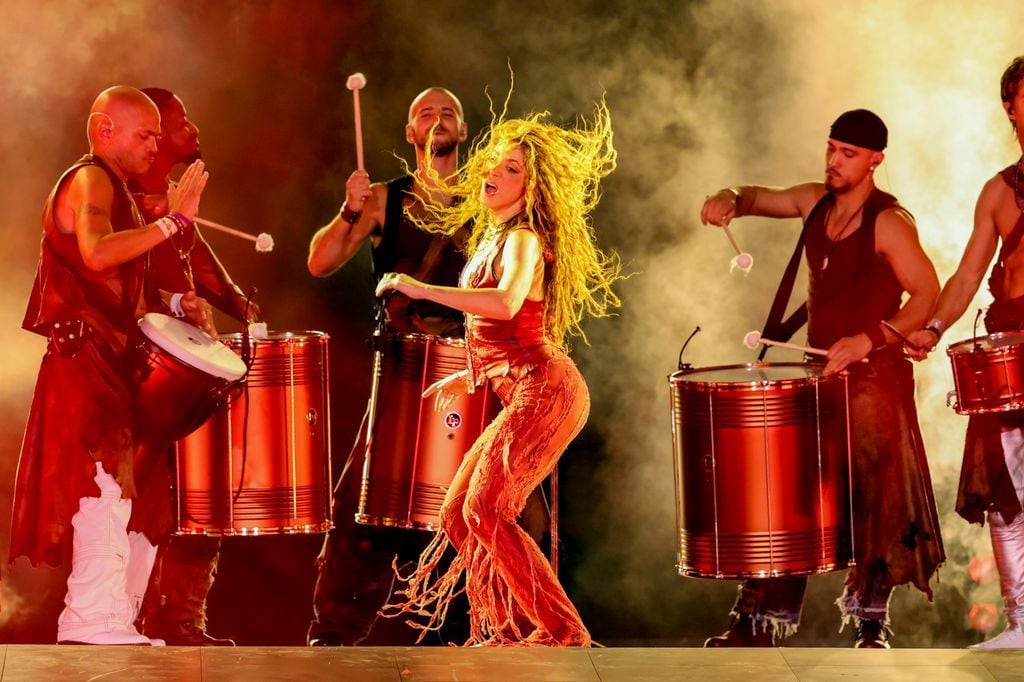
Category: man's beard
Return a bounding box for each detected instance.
[428,137,457,158]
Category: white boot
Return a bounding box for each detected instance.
[57,463,163,646]
[970,509,1024,649]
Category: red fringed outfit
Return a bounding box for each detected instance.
[387,229,591,646]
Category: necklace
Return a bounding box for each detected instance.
[1014,156,1024,213]
[821,199,867,271]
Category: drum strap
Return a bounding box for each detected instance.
[757,223,809,361]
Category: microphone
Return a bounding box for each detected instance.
[677,326,701,370]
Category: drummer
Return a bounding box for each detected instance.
[10,86,214,645]
[699,109,944,648]
[305,87,471,645]
[128,87,257,647]
[906,56,1024,649]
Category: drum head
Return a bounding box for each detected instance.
[671,362,826,386]
[138,313,247,381]
[948,331,1024,354]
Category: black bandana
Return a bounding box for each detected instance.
[829,109,887,151]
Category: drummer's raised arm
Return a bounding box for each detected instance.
[700,182,826,227]
[308,172,387,277]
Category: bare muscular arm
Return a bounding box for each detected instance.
[375,229,543,320]
[307,172,387,277]
[64,161,208,272]
[824,207,940,372]
[700,182,827,226]
[905,175,1004,356]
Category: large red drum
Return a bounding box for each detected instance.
[356,332,499,531]
[670,363,853,578]
[947,332,1024,415]
[175,331,332,535]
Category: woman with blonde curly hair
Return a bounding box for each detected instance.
[376,102,620,647]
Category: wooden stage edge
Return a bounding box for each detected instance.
[0,645,1021,681]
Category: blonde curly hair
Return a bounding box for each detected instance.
[412,99,622,348]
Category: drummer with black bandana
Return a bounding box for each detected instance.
[906,56,1024,649]
[9,86,215,646]
[699,109,944,648]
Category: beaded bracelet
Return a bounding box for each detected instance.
[155,217,178,239]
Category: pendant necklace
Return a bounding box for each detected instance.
[821,199,868,271]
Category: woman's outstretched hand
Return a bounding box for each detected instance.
[422,369,471,413]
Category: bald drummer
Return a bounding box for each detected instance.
[10,86,214,645]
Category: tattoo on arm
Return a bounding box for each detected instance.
[80,203,109,219]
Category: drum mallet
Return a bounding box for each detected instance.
[722,225,754,274]
[346,72,367,171]
[194,217,274,253]
[744,330,827,357]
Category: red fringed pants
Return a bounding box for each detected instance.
[387,356,591,646]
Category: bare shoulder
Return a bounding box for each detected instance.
[60,164,114,211]
[977,170,1013,210]
[874,206,921,254]
[790,181,828,217]
[367,181,388,225]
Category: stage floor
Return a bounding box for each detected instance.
[0,645,1020,681]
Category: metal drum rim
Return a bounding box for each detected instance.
[668,361,837,388]
[380,331,466,348]
[217,330,330,344]
[947,331,1024,355]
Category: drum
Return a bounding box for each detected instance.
[669,363,853,578]
[947,332,1024,415]
[134,313,247,443]
[175,331,332,535]
[356,333,499,531]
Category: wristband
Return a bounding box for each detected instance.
[167,211,193,232]
[169,293,186,318]
[340,204,362,224]
[865,324,887,351]
[923,318,946,341]
[155,217,178,239]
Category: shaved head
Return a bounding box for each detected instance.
[408,87,464,122]
[87,85,162,178]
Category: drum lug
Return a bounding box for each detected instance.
[946,389,959,410]
[306,408,318,425]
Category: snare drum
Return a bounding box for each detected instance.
[174,331,332,535]
[947,332,1024,415]
[669,363,853,578]
[134,313,247,443]
[356,333,499,531]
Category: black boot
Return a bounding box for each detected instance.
[147,618,235,646]
[703,614,775,647]
[853,619,891,648]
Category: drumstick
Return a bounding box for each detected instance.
[880,319,921,350]
[195,217,274,253]
[743,330,828,356]
[346,72,367,171]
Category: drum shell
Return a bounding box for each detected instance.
[670,363,852,578]
[357,333,499,531]
[175,332,332,535]
[133,337,233,443]
[947,333,1024,415]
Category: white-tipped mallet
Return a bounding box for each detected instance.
[346,72,367,171]
[195,217,274,253]
[744,330,827,356]
[723,225,754,274]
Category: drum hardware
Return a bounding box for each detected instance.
[670,362,854,579]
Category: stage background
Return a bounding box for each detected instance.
[1,0,1022,646]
